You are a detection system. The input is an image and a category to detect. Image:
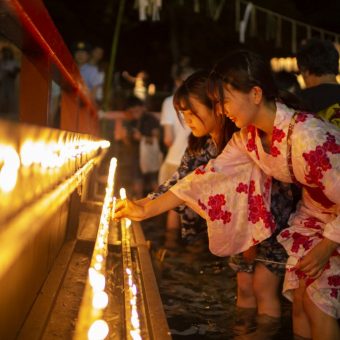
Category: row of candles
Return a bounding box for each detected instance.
[0,138,110,193]
[79,157,141,340]
[120,188,142,340]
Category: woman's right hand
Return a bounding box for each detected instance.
[114,199,146,221]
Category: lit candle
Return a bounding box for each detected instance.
[119,187,127,200]
[88,319,109,340]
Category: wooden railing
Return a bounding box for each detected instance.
[0,0,99,135]
[235,0,340,54]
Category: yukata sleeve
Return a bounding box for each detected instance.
[292,119,340,244]
[170,134,275,256]
[312,130,340,244]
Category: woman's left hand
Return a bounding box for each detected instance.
[295,238,338,279]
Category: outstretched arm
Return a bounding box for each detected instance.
[114,190,183,221]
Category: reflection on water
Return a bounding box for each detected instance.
[142,216,293,340]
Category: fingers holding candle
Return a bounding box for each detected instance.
[114,199,145,221]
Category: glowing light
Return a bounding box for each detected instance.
[119,187,126,200]
[92,291,109,310]
[132,284,137,295]
[130,330,142,340]
[0,145,20,192]
[20,140,35,166]
[125,219,132,228]
[94,263,102,271]
[148,83,156,95]
[88,320,109,340]
[88,268,106,291]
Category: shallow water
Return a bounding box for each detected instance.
[141,216,294,340]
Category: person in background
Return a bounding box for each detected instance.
[273,70,300,95]
[122,69,150,101]
[157,69,192,230]
[296,38,340,127]
[120,96,162,198]
[0,46,20,118]
[89,46,106,106]
[73,41,102,102]
[171,55,195,89]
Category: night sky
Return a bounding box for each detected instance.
[43,0,340,90]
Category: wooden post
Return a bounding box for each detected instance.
[19,53,50,126]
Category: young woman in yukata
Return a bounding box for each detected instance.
[116,50,340,339]
[116,69,298,328]
[206,50,340,340]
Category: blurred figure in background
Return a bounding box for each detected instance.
[122,69,150,101]
[73,41,102,102]
[171,55,195,88]
[296,38,340,126]
[117,96,162,198]
[89,46,106,107]
[0,46,20,119]
[273,70,300,95]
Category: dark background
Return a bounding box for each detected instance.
[43,0,340,91]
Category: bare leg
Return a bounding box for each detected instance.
[236,272,257,308]
[303,290,340,340]
[253,263,281,317]
[292,280,312,339]
[166,210,180,230]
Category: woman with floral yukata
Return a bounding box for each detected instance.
[206,50,340,340]
[116,68,298,330]
[116,50,340,339]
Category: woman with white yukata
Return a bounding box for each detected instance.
[116,50,340,339]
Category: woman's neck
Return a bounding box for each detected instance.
[210,131,219,146]
[252,101,276,136]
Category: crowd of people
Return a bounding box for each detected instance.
[114,38,340,340]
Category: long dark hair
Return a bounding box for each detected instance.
[173,69,237,154]
[208,49,305,112]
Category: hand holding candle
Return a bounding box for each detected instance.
[114,188,146,221]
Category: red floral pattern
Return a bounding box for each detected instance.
[303,217,322,230]
[330,289,338,299]
[198,194,232,225]
[270,127,286,157]
[328,275,340,287]
[246,125,260,159]
[195,164,216,175]
[295,112,308,123]
[194,164,207,175]
[236,182,248,193]
[237,180,274,231]
[280,229,291,239]
[303,132,339,189]
[290,232,313,253]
